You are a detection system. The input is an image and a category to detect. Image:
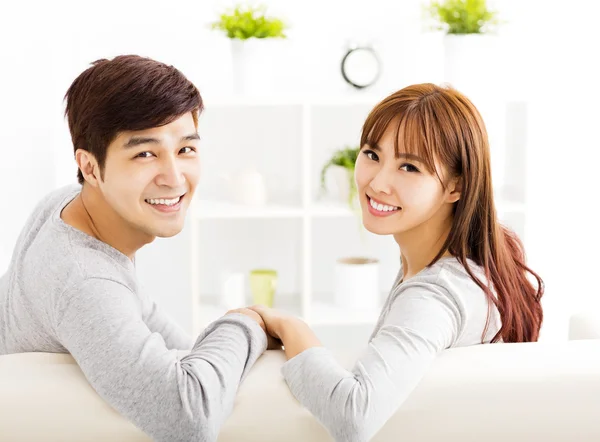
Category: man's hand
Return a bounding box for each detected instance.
[226,307,282,350]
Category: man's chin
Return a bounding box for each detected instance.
[145,221,185,239]
[152,228,183,239]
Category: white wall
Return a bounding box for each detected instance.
[1,0,599,338]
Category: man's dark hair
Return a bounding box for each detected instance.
[64,55,203,184]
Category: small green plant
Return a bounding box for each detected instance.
[320,146,360,209]
[210,4,287,40]
[426,0,499,34]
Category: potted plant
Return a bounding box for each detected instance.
[425,0,501,96]
[210,4,288,96]
[320,145,360,209]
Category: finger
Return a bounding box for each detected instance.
[247,306,265,316]
[249,305,269,314]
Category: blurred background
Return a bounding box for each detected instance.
[1,0,599,347]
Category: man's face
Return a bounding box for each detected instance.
[97,112,200,239]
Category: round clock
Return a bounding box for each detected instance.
[340,46,382,90]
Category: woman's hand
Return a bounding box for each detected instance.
[246,305,291,340]
[248,305,321,359]
[226,307,282,350]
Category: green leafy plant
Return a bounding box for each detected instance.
[427,0,499,34]
[210,4,287,40]
[320,146,360,209]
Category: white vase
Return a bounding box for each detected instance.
[231,38,286,97]
[334,257,380,311]
[443,34,499,99]
[329,165,353,204]
[222,167,268,207]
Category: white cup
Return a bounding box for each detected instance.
[334,257,379,311]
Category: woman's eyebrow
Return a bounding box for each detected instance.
[366,141,424,162]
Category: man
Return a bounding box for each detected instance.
[0,55,270,442]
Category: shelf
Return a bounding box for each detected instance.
[309,201,358,218]
[198,296,303,330]
[196,93,524,110]
[310,199,526,215]
[193,200,304,219]
[197,298,381,330]
[184,98,530,337]
[201,95,385,108]
[192,198,526,220]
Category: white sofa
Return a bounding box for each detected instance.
[1,321,600,442]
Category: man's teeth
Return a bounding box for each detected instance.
[146,196,181,206]
[369,197,399,212]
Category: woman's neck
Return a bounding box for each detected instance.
[395,215,454,281]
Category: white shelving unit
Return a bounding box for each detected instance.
[188,96,529,336]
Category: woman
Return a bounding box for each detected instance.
[249,83,544,441]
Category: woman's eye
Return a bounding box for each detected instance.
[399,163,419,173]
[180,146,196,154]
[136,152,153,159]
[363,150,379,161]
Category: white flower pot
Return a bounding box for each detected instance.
[334,257,380,311]
[443,34,499,98]
[231,38,286,97]
[328,165,353,204]
[222,167,268,207]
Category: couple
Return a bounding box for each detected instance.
[0,55,544,442]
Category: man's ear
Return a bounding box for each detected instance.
[75,149,101,187]
[446,176,462,204]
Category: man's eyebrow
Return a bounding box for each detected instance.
[123,137,160,148]
[365,141,424,162]
[181,133,200,142]
[123,133,200,148]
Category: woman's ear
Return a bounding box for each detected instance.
[446,177,462,203]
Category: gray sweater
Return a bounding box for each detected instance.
[281,257,501,441]
[0,185,267,442]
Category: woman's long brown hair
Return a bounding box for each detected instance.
[361,83,543,342]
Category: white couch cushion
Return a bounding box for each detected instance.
[1,341,600,441]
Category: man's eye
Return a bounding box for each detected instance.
[399,163,419,173]
[136,152,153,158]
[180,146,196,154]
[363,150,379,161]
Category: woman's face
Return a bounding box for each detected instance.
[355,122,460,237]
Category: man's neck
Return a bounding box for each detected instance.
[61,186,153,260]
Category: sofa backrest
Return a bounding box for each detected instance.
[1,341,600,442]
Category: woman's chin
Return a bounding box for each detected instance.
[361,218,395,236]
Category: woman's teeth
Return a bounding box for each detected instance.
[145,196,181,206]
[369,197,399,212]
